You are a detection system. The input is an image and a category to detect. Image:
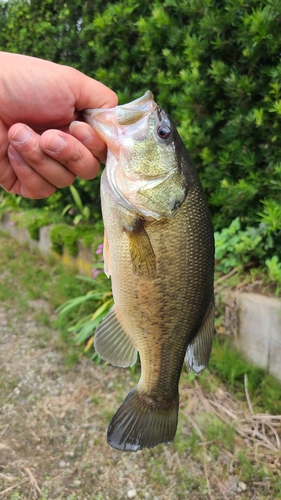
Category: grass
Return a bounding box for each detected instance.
[0,232,94,311]
[0,230,281,499]
[209,337,281,414]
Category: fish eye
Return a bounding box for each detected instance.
[157,125,171,140]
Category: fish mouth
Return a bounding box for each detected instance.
[83,91,157,147]
[84,90,155,123]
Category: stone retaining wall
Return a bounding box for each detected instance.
[0,215,94,277]
[236,292,281,382]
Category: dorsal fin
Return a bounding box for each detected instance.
[94,306,137,368]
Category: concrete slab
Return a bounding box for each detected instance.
[237,292,281,381]
[268,341,281,381]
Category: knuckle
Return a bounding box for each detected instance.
[69,147,84,165]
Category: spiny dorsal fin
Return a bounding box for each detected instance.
[125,219,156,278]
[94,306,137,368]
[185,299,215,375]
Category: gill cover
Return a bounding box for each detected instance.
[84,91,187,220]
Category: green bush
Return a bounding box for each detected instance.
[1,0,281,266]
[214,217,275,274]
[50,224,79,256]
[49,222,102,256]
[10,209,61,240]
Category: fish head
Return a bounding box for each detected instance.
[84,91,188,219]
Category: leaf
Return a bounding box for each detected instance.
[56,292,104,316]
[73,214,83,226]
[70,185,84,213]
[61,204,73,216]
[83,206,91,220]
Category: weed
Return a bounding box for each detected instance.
[65,352,80,367]
[91,395,101,404]
[209,337,281,414]
[33,310,52,328]
[204,415,235,449]
[266,255,281,293]
[10,493,20,500]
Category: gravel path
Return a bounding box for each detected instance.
[0,299,156,500]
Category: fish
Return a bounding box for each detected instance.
[83,91,214,452]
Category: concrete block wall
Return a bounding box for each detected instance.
[0,214,94,277]
[235,293,281,382]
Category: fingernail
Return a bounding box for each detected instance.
[12,126,31,145]
[46,133,66,153]
[69,121,93,144]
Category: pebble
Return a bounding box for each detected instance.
[238,481,247,491]
[59,460,66,468]
[127,489,137,499]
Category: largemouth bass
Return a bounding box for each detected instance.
[84,91,214,452]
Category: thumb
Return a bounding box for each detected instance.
[66,67,118,111]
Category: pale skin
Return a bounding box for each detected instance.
[0,52,117,198]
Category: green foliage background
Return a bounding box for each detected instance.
[1,0,281,264]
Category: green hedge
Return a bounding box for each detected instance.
[1,0,280,263]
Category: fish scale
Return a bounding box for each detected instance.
[84,91,214,451]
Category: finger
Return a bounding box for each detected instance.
[69,69,118,110]
[8,124,76,187]
[7,145,56,198]
[0,119,18,193]
[69,121,107,162]
[40,128,101,180]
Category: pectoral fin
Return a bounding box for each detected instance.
[125,219,156,278]
[185,299,215,375]
[94,306,137,368]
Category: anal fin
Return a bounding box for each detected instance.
[185,299,215,375]
[94,306,137,367]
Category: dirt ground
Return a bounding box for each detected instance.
[0,237,281,499]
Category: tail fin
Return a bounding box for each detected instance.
[107,388,179,451]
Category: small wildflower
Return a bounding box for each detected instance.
[91,268,100,279]
[95,243,103,255]
[8,221,14,226]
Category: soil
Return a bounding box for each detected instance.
[0,299,144,500]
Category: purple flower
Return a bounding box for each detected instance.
[91,268,100,279]
[95,243,103,255]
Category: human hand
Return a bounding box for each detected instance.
[0,52,117,198]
